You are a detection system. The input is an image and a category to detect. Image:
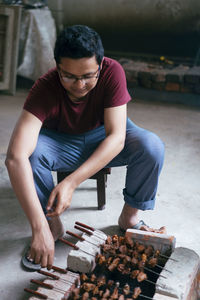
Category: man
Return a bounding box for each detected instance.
[5,25,165,271]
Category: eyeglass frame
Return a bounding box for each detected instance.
[58,65,101,84]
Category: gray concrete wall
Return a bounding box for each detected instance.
[48,0,200,34]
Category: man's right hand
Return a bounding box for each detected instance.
[29,225,55,270]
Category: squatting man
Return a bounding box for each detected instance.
[5,25,166,271]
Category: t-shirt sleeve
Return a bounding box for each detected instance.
[103,60,131,108]
[23,77,55,122]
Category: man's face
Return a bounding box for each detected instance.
[57,56,100,102]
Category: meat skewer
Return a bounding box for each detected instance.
[74,225,106,243]
[79,280,155,300]
[51,265,68,274]
[75,221,107,239]
[131,246,173,273]
[74,223,106,241]
[96,252,166,279]
[101,243,169,277]
[118,285,154,299]
[75,272,159,300]
[59,237,96,257]
[66,230,99,247]
[30,279,65,294]
[130,270,162,287]
[143,266,167,278]
[155,249,178,262]
[38,270,78,285]
[24,288,53,299]
[147,257,172,273]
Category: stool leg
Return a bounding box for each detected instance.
[96,174,106,210]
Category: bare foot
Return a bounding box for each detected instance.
[48,216,64,241]
[118,203,167,234]
[137,224,167,234]
[118,204,139,230]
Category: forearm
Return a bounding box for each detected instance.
[5,156,49,231]
[67,133,124,187]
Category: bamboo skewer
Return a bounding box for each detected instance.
[52,265,67,274]
[151,263,172,273]
[74,223,106,241]
[59,237,96,257]
[138,294,154,300]
[158,252,178,262]
[66,230,99,247]
[117,286,154,300]
[143,266,167,278]
[75,221,106,237]
[31,279,65,294]
[38,270,77,285]
[24,288,53,300]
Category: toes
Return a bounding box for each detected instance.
[140,225,167,234]
[140,225,151,232]
[159,226,167,234]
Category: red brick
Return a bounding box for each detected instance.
[165,82,180,92]
[139,78,152,89]
[166,65,188,83]
[151,71,166,83]
[194,84,200,94]
[152,82,165,91]
[184,74,199,84]
[138,71,151,80]
[184,66,200,84]
[180,85,192,93]
[125,70,138,81]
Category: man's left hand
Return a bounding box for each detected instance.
[46,178,75,217]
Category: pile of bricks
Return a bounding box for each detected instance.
[119,58,200,94]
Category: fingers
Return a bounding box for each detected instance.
[46,189,63,217]
[34,251,42,265]
[29,246,54,269]
[46,194,71,217]
[47,253,54,270]
[46,204,68,217]
[46,189,56,212]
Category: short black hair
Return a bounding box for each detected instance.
[54,25,104,65]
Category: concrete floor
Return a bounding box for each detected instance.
[0,87,200,300]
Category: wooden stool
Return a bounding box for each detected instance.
[57,168,111,210]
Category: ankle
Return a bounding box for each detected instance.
[118,204,139,230]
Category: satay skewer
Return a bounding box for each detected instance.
[137,294,154,300]
[141,254,172,274]
[24,288,53,299]
[37,270,78,285]
[74,224,106,241]
[75,221,106,238]
[148,261,172,273]
[51,265,67,274]
[59,237,96,257]
[130,270,163,288]
[31,279,65,294]
[66,230,99,247]
[155,250,178,262]
[143,266,167,278]
[118,286,154,300]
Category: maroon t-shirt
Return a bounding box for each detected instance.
[23,57,131,134]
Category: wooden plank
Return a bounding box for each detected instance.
[0,5,22,94]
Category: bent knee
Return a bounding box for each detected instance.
[142,131,165,163]
[29,142,47,168]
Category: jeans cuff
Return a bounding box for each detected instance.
[123,188,155,210]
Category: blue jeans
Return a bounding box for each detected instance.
[29,118,165,214]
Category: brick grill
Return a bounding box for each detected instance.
[26,228,200,300]
[118,58,200,95]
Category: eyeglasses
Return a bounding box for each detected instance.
[58,66,100,84]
